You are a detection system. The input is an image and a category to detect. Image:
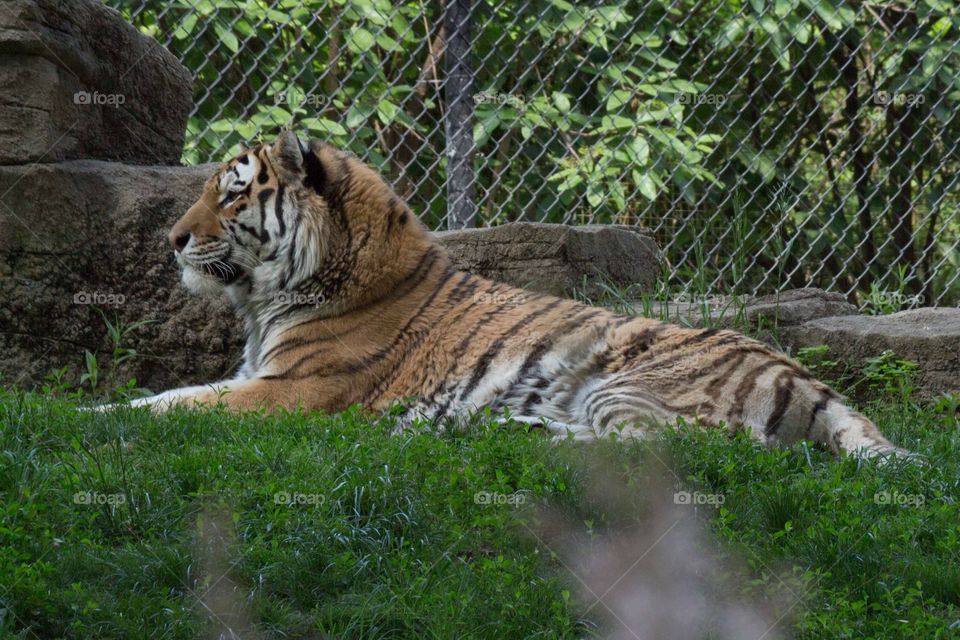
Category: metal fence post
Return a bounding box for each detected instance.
[442,0,476,229]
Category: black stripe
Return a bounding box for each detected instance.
[420,282,514,411]
[258,188,275,242]
[764,371,795,436]
[386,196,398,233]
[257,155,270,183]
[804,394,830,439]
[302,144,327,194]
[235,221,260,239]
[274,185,286,236]
[729,360,784,421]
[516,308,603,385]
[634,333,743,373]
[335,264,458,377]
[704,351,749,398]
[457,299,565,402]
[281,214,301,289]
[621,324,667,362]
[521,392,541,413]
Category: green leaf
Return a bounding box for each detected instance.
[629,31,663,48]
[172,13,198,40]
[601,114,634,130]
[376,33,401,52]
[586,182,604,207]
[629,135,649,165]
[774,0,796,17]
[608,179,626,209]
[346,105,371,129]
[924,0,953,13]
[213,24,239,53]
[804,0,854,30]
[473,113,501,146]
[302,117,349,136]
[348,27,376,53]
[719,17,746,48]
[606,90,632,112]
[635,172,657,200]
[376,99,399,124]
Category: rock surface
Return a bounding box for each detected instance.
[780,309,960,397]
[0,163,663,390]
[654,288,859,328]
[0,161,232,392]
[0,0,192,165]
[437,222,661,298]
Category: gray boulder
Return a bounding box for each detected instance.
[654,288,859,329]
[780,309,960,397]
[0,160,234,392]
[0,0,192,165]
[436,222,661,298]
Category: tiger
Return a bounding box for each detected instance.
[122,129,910,460]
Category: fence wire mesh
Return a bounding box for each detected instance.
[106,0,960,308]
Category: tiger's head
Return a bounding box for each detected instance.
[168,130,438,314]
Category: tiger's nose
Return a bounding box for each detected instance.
[169,231,191,252]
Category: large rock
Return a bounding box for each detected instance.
[0,0,192,165]
[653,288,859,329]
[0,160,233,392]
[0,163,663,390]
[780,309,960,397]
[436,222,660,298]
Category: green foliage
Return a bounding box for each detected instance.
[795,344,843,387]
[861,350,922,403]
[43,310,154,401]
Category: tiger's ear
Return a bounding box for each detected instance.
[271,129,304,178]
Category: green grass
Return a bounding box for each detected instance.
[1,388,958,639]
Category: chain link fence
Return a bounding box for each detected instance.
[106,0,960,308]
